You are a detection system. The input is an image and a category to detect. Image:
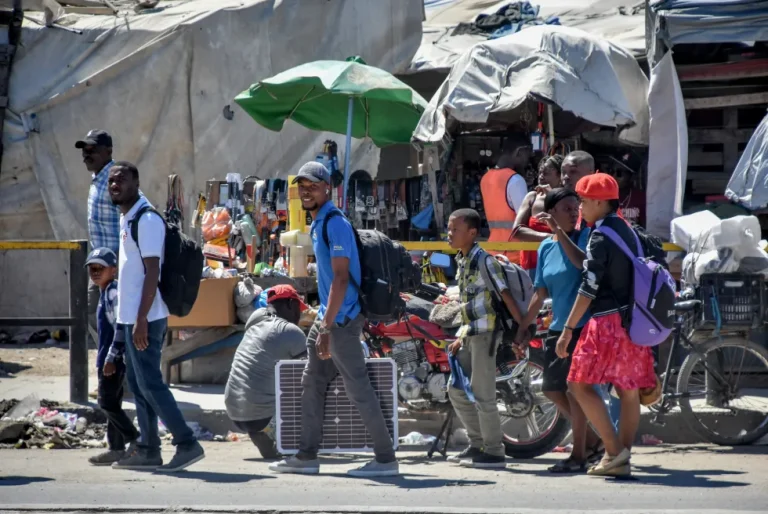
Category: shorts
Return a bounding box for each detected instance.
[542,327,582,393]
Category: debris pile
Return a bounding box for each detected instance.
[0,397,108,450]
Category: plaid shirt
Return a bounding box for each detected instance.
[456,244,509,338]
[88,161,120,253]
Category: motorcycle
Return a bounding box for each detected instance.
[364,253,569,459]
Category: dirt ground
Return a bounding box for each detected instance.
[0,344,98,377]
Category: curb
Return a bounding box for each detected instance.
[0,505,741,514]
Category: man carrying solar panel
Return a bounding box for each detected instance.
[269,162,399,477]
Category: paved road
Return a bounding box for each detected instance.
[1,444,767,513]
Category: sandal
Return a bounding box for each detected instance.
[586,442,605,464]
[587,448,631,476]
[548,457,588,474]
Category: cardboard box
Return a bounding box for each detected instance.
[168,277,238,328]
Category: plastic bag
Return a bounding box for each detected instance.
[234,277,262,308]
[201,207,233,242]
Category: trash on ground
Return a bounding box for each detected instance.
[640,434,663,446]
[0,397,108,449]
[553,444,573,453]
[399,431,436,445]
[451,428,470,446]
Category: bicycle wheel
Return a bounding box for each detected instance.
[677,336,768,445]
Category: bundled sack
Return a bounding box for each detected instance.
[429,301,463,328]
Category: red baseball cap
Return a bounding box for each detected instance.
[267,284,309,311]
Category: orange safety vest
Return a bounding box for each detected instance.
[480,167,520,264]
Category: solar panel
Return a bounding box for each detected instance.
[275,358,398,454]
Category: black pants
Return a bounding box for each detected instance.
[233,418,279,459]
[98,360,140,451]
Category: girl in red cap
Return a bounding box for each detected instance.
[556,173,656,477]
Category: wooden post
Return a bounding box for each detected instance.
[69,240,89,403]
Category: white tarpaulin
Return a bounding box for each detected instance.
[726,111,768,210]
[411,0,647,73]
[646,51,688,239]
[0,0,422,320]
[412,25,649,146]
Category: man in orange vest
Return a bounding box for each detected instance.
[480,134,532,264]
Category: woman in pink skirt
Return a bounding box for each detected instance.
[556,173,656,477]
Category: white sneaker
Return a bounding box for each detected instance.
[269,456,320,475]
[347,459,399,478]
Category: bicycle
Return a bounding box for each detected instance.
[651,298,768,445]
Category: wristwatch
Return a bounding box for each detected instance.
[318,324,331,335]
[563,325,575,332]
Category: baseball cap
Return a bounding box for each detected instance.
[75,129,113,149]
[291,161,331,185]
[267,284,309,312]
[85,247,117,268]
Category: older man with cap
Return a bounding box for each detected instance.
[76,130,119,344]
[270,162,399,478]
[225,285,309,460]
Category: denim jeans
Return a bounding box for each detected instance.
[122,318,195,454]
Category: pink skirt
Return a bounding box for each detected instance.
[567,313,656,390]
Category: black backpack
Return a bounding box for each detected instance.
[322,210,421,321]
[130,206,204,317]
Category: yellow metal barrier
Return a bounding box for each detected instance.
[401,241,684,253]
[0,240,83,251]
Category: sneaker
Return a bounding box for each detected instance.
[156,442,206,473]
[460,452,507,469]
[112,451,162,470]
[269,455,320,475]
[347,459,399,478]
[251,432,281,460]
[88,450,125,466]
[447,446,483,464]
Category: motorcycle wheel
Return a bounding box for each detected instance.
[499,348,570,459]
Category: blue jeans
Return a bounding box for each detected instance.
[122,318,195,454]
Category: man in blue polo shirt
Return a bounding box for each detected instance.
[269,162,398,478]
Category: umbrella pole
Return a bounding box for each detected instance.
[342,96,354,212]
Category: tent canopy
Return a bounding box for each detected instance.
[412,25,650,146]
[0,0,422,320]
[726,111,768,210]
[410,0,648,73]
[649,0,768,48]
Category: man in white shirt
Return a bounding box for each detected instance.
[107,161,204,473]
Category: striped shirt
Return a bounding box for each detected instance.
[88,161,120,253]
[456,244,509,338]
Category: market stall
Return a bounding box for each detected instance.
[408,24,650,234]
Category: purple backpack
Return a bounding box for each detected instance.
[596,225,677,347]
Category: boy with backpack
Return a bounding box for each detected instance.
[445,208,527,469]
[107,161,205,472]
[85,247,141,466]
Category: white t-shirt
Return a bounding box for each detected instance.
[506,174,528,212]
[117,197,169,324]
